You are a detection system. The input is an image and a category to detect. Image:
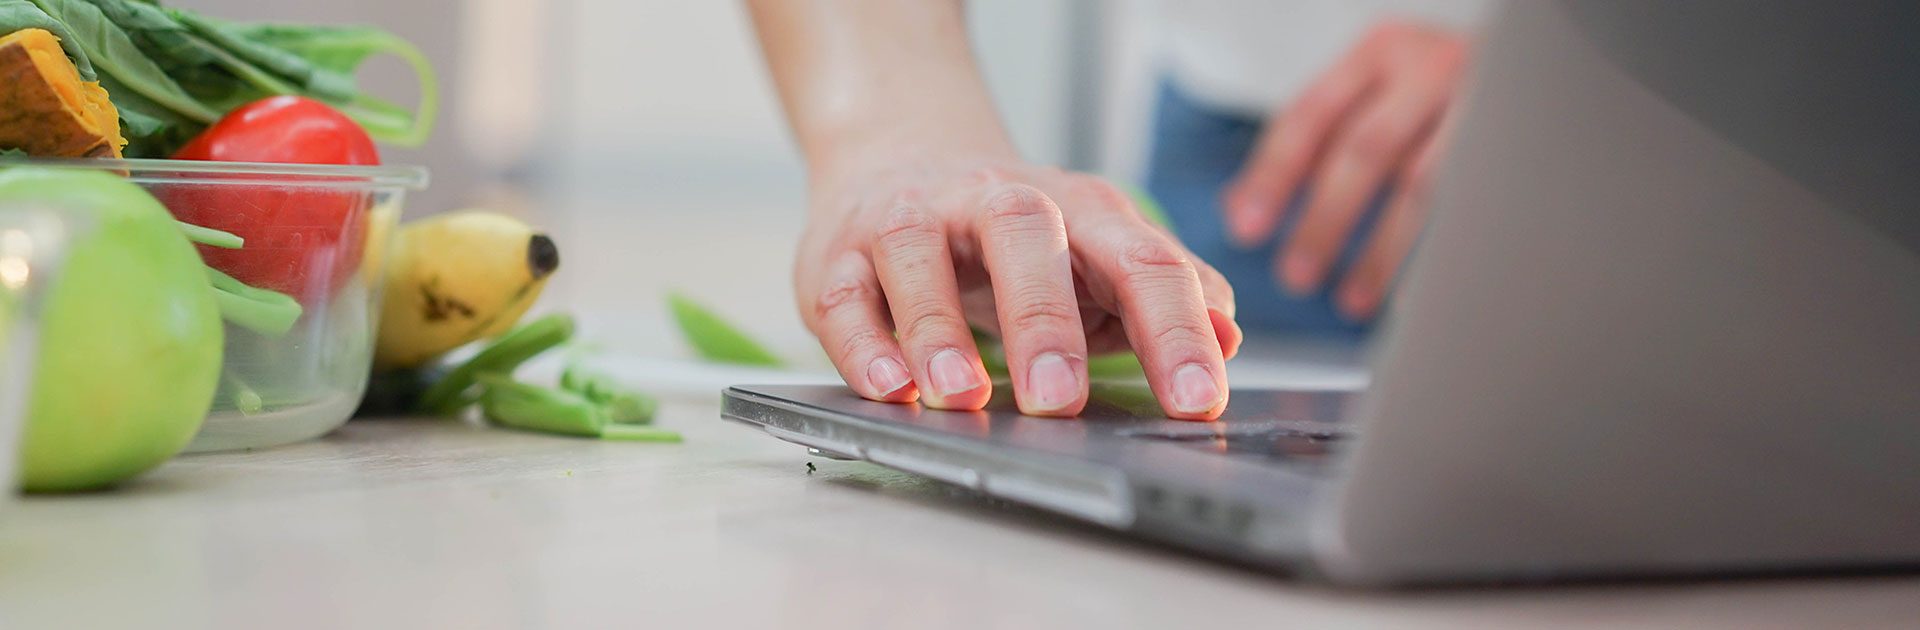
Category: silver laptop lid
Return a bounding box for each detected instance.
[1317,0,1920,584]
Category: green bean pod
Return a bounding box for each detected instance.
[420,313,575,415]
[207,266,302,336]
[477,373,606,437]
[561,364,658,424]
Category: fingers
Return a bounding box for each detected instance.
[1276,58,1457,295]
[869,205,993,410]
[1196,262,1244,360]
[973,185,1088,416]
[1338,133,1441,320]
[1072,219,1229,421]
[804,250,918,402]
[1221,37,1383,248]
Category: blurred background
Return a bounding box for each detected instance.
[169,0,1164,362]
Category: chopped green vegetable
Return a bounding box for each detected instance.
[225,373,261,414]
[477,373,604,438]
[668,290,785,367]
[561,363,657,424]
[599,424,682,443]
[419,313,575,415]
[177,219,241,248]
[206,265,301,336]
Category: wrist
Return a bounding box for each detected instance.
[805,120,1019,189]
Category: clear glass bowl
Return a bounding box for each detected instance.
[19,158,428,452]
[0,206,80,500]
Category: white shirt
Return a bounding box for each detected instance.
[1156,0,1489,116]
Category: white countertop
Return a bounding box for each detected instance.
[5,386,1919,629]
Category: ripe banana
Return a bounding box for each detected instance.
[374,210,560,369]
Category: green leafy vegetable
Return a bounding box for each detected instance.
[668,291,785,367]
[11,0,437,155]
[29,0,222,123]
[0,0,95,79]
[199,18,438,146]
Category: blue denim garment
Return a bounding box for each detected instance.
[1143,82,1384,338]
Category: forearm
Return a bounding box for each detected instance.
[745,0,1017,183]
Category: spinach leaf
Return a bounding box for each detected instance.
[26,0,219,123]
[217,22,438,146]
[173,11,355,103]
[0,0,96,80]
[99,71,201,157]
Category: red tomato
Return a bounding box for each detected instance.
[159,96,380,305]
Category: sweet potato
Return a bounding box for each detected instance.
[0,28,125,158]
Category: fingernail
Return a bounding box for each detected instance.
[1026,353,1079,411]
[1171,363,1223,414]
[928,348,982,397]
[1282,251,1321,294]
[867,357,912,395]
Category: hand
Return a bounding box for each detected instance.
[795,157,1242,420]
[1222,19,1471,320]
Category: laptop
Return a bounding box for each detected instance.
[722,0,1920,586]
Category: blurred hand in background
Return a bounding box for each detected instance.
[1221,20,1472,321]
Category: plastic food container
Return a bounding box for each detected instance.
[0,205,75,499]
[26,159,428,452]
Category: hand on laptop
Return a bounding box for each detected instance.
[1221,20,1471,321]
[795,156,1242,420]
[752,0,1238,420]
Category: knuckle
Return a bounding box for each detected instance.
[897,308,970,341]
[1150,319,1217,349]
[1062,174,1124,203]
[874,205,940,247]
[1002,295,1080,332]
[813,275,876,322]
[980,185,1061,224]
[832,328,893,362]
[1119,239,1196,279]
[965,165,1019,187]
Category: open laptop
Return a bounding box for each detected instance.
[722,0,1920,585]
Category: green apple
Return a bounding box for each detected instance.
[0,168,222,492]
